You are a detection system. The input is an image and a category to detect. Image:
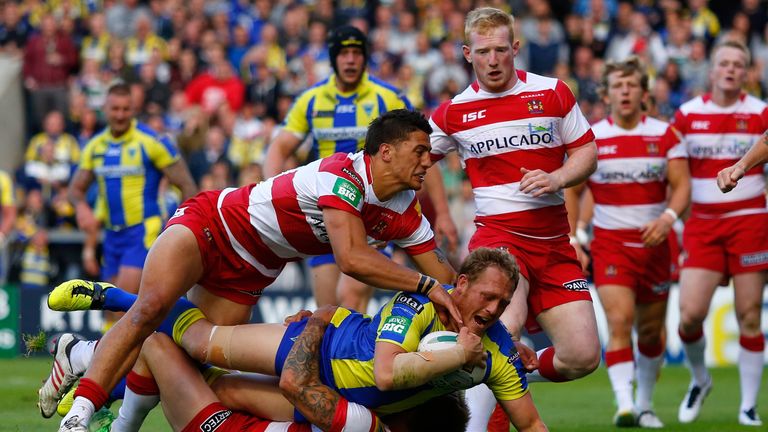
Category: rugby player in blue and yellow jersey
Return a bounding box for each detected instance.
[49,248,546,430]
[68,83,197,330]
[263,25,456,314]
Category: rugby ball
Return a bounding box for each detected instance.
[417,331,486,390]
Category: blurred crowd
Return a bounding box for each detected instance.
[0,0,764,286]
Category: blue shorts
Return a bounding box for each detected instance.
[307,243,395,268]
[101,216,162,280]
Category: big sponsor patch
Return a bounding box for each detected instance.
[379,315,412,341]
[333,177,362,207]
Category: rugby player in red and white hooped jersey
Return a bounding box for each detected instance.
[568,57,691,428]
[57,110,463,432]
[672,40,768,427]
[424,6,600,430]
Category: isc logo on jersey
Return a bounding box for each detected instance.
[462,109,486,123]
[333,178,361,207]
[381,316,411,335]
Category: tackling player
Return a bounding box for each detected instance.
[263,25,457,314]
[52,110,461,431]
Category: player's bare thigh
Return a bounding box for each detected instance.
[596,284,635,349]
[678,268,722,330]
[188,284,253,325]
[537,300,601,375]
[213,373,295,421]
[732,271,766,334]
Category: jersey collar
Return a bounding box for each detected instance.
[108,119,137,142]
[328,72,371,98]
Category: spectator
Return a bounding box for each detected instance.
[388,10,418,56]
[103,40,139,85]
[126,12,167,68]
[0,169,17,284]
[606,11,668,72]
[228,24,251,74]
[228,101,268,169]
[105,0,150,39]
[425,39,469,105]
[404,32,441,78]
[681,38,710,95]
[689,0,720,46]
[79,12,110,65]
[139,62,171,113]
[74,59,110,111]
[185,43,245,114]
[0,1,32,54]
[169,47,199,91]
[187,125,230,184]
[23,13,78,130]
[23,111,80,189]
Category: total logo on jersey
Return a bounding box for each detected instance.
[469,122,555,155]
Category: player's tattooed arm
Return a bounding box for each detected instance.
[279,309,339,431]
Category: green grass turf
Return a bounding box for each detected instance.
[2,357,765,431]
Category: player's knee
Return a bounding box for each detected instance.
[131,296,168,329]
[605,313,634,336]
[557,343,600,377]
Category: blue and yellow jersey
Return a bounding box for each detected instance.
[80,120,179,229]
[125,33,167,66]
[282,72,411,160]
[0,171,15,208]
[80,33,110,64]
[318,288,528,415]
[25,133,80,165]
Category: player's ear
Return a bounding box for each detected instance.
[380,142,393,162]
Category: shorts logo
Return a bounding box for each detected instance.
[199,409,232,431]
[394,293,425,314]
[606,265,617,276]
[202,227,213,243]
[562,279,589,291]
[381,315,411,335]
[171,206,187,219]
[741,251,768,267]
[651,281,671,295]
[333,178,361,207]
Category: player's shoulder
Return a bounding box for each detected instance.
[519,70,560,90]
[84,127,110,149]
[677,95,707,114]
[367,74,404,96]
[643,116,673,133]
[591,118,612,134]
[294,77,332,101]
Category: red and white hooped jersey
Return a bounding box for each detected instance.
[429,70,595,238]
[214,151,435,278]
[673,93,768,218]
[589,116,687,231]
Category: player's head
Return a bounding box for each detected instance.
[453,247,519,335]
[328,25,368,90]
[463,7,520,93]
[381,391,469,432]
[709,40,749,95]
[365,109,433,191]
[104,83,134,136]
[600,56,648,120]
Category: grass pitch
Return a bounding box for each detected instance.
[2,357,764,431]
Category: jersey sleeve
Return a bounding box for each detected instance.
[429,102,457,162]
[375,291,438,352]
[554,80,595,149]
[671,109,688,135]
[281,91,313,140]
[664,125,687,160]
[146,135,181,169]
[0,171,14,207]
[392,198,436,255]
[79,140,96,171]
[483,323,529,401]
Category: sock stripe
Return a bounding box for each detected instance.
[172,308,206,345]
[126,371,160,395]
[605,347,634,367]
[739,334,765,352]
[538,347,570,382]
[74,377,109,410]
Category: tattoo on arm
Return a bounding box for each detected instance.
[282,317,340,431]
[435,247,446,264]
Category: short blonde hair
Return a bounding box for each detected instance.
[458,247,519,290]
[599,56,649,98]
[464,7,515,45]
[711,40,751,66]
